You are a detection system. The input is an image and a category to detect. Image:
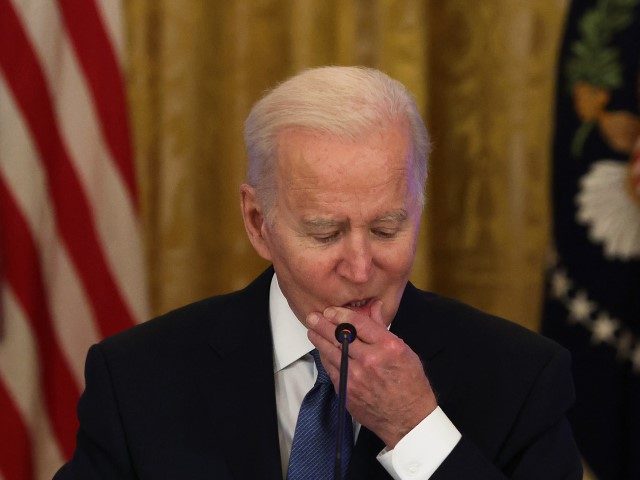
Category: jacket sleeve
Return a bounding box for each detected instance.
[432,347,583,479]
[54,344,137,479]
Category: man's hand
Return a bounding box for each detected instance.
[306,301,438,448]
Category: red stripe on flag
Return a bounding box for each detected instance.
[58,0,137,205]
[0,0,135,338]
[0,178,79,459]
[56,0,138,204]
[0,382,33,480]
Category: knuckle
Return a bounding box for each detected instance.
[361,353,378,369]
[350,366,363,384]
[382,337,405,356]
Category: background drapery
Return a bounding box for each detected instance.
[6,0,616,480]
[125,0,567,334]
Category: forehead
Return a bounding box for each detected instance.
[275,125,412,190]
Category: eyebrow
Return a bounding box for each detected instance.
[302,218,344,229]
[302,209,408,229]
[375,209,408,223]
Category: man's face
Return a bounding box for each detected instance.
[248,123,422,327]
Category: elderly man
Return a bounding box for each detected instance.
[56,67,582,479]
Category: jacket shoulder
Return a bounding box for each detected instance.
[405,286,565,363]
[98,267,273,360]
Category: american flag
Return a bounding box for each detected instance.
[0,1,148,478]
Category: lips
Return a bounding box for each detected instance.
[345,299,370,308]
[341,298,375,317]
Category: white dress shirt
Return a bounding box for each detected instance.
[269,274,461,479]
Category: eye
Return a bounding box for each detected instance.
[314,232,340,244]
[371,228,398,239]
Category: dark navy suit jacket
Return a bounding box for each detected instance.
[55,268,582,479]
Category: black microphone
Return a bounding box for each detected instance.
[334,323,357,480]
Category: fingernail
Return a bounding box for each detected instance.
[307,314,319,326]
[324,307,336,319]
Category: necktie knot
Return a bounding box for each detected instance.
[310,349,331,384]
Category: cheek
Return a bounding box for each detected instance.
[375,242,416,277]
[286,256,342,310]
[273,240,338,284]
[295,252,340,283]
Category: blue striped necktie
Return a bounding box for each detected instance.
[287,349,354,480]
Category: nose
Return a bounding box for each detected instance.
[336,232,373,284]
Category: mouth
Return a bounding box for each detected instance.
[342,298,374,314]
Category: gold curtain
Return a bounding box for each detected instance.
[427,1,567,331]
[124,0,567,333]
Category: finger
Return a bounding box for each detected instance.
[306,312,342,346]
[306,315,378,369]
[370,300,385,326]
[308,308,386,351]
[306,311,373,363]
[323,307,388,344]
[315,311,397,365]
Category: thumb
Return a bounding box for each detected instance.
[370,300,385,326]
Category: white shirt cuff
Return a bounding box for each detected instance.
[376,406,461,479]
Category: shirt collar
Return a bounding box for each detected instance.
[269,273,314,373]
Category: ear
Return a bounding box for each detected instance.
[240,183,273,261]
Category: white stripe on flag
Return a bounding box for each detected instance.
[0,74,100,385]
[0,286,65,479]
[95,0,126,65]
[1,0,148,475]
[11,0,148,323]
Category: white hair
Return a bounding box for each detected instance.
[244,66,430,213]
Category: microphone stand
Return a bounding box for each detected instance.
[334,323,356,480]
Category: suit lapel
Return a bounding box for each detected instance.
[202,268,283,480]
[390,283,456,406]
